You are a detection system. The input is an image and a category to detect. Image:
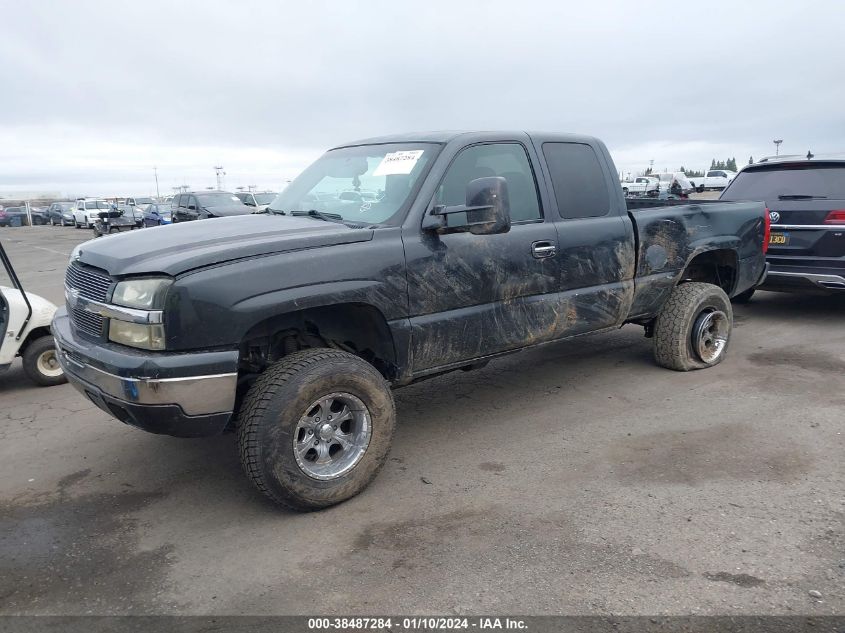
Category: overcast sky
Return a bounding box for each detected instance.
[2,0,843,198]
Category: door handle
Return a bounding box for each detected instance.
[531,240,557,259]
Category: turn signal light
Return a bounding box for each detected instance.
[823,210,845,225]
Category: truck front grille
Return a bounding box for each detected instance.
[65,261,112,301]
[65,261,112,337]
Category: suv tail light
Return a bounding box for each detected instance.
[823,210,845,225]
[763,207,771,253]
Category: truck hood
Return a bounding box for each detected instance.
[74,214,375,276]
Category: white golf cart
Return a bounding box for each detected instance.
[0,241,66,386]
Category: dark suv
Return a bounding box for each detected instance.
[171,191,251,222]
[721,156,845,294]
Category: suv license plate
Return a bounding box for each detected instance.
[769,231,789,246]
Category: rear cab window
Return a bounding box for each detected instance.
[542,142,610,219]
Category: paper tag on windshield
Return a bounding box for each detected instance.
[373,150,424,176]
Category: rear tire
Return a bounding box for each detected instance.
[237,348,396,511]
[653,282,733,371]
[22,336,67,387]
[732,288,755,304]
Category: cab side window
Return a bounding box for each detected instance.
[542,142,610,219]
[435,143,542,224]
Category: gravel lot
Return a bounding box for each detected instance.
[1,226,843,616]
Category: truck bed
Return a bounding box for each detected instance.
[624,199,768,319]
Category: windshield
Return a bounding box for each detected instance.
[721,165,845,201]
[268,143,437,224]
[84,201,111,209]
[196,192,244,206]
[135,197,154,204]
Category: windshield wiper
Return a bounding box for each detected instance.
[778,194,828,200]
[290,209,345,223]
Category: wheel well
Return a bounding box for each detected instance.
[238,303,398,382]
[19,327,52,355]
[680,249,737,294]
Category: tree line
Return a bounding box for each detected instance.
[679,158,740,177]
[639,156,754,179]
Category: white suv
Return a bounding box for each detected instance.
[73,199,112,228]
[235,191,278,213]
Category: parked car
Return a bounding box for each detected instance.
[720,155,845,299]
[53,130,768,511]
[125,196,155,210]
[0,208,7,227]
[235,191,278,213]
[46,201,76,226]
[171,191,251,222]
[124,197,155,224]
[652,172,694,197]
[142,203,172,226]
[73,199,113,228]
[621,176,659,196]
[3,207,48,226]
[689,170,737,192]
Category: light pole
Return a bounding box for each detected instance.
[773,139,783,156]
[214,165,225,190]
[153,166,160,199]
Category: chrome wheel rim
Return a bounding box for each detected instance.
[36,350,63,378]
[293,392,371,480]
[692,309,729,364]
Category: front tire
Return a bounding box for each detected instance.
[22,336,67,387]
[237,348,396,511]
[653,282,733,371]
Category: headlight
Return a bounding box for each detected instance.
[109,321,166,350]
[112,278,172,309]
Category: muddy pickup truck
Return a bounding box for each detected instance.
[53,131,769,510]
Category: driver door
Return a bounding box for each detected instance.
[403,142,561,373]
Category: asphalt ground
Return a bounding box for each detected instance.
[0,225,842,616]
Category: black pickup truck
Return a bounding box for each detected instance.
[53,131,768,510]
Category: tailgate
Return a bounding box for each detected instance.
[768,200,845,260]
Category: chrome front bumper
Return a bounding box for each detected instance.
[57,353,237,416]
[53,309,238,437]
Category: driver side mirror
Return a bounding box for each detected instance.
[187,204,197,211]
[423,176,511,235]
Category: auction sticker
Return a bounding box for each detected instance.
[373,150,424,176]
